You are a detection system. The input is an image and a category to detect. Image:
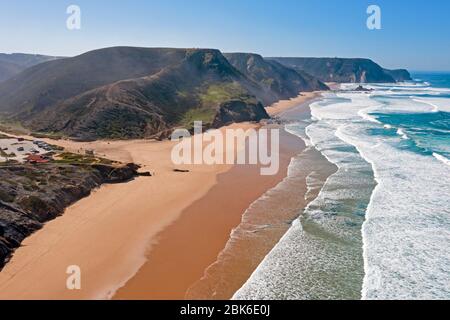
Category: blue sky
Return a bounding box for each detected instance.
[1,0,449,71]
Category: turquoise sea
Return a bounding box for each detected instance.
[234,73,450,300]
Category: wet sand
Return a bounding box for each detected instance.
[0,92,323,300]
[113,127,303,299]
[114,93,326,300]
[0,124,253,299]
[266,92,321,116]
[184,98,335,300]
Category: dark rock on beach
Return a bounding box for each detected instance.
[354,85,373,92]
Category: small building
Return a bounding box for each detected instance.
[85,149,95,156]
[25,154,50,164]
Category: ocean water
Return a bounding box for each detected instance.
[234,73,450,300]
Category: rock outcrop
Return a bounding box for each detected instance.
[213,100,269,127]
[0,162,140,268]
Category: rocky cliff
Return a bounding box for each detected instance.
[224,52,328,104]
[0,162,140,268]
[269,57,409,83]
[383,68,412,81]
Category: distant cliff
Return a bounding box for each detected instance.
[269,57,410,83]
[0,48,411,141]
[0,53,62,82]
[383,68,412,82]
[224,52,328,104]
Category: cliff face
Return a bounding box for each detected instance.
[213,100,268,127]
[0,162,140,268]
[269,57,409,83]
[383,68,412,81]
[0,47,269,140]
[224,52,328,104]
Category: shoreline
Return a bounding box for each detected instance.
[265,92,321,116]
[114,91,324,299]
[187,94,332,299]
[0,92,323,300]
[113,126,303,299]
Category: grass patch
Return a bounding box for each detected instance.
[31,132,63,140]
[0,120,30,136]
[199,82,252,107]
[179,81,257,129]
[53,152,114,165]
[178,108,217,128]
[0,149,17,163]
[0,149,8,158]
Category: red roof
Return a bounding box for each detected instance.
[25,155,49,163]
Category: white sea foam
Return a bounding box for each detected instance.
[340,129,450,299]
[433,152,450,166]
[234,94,373,300]
[358,107,382,124]
[413,98,439,112]
[375,96,437,113]
[328,92,450,299]
[396,128,409,140]
[413,97,450,113]
[234,81,450,300]
[285,123,312,146]
[366,82,449,97]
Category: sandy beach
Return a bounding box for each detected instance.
[0,124,242,299]
[113,126,303,299]
[0,92,321,300]
[265,92,321,116]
